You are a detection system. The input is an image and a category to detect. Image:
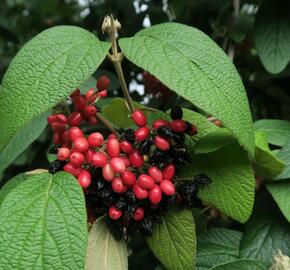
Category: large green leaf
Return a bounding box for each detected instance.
[182,143,255,223]
[0,111,49,174]
[147,209,196,270]
[208,259,268,270]
[0,171,88,269]
[275,140,290,180]
[267,181,290,222]
[254,119,290,147]
[86,217,128,270]
[254,131,285,179]
[196,228,243,270]
[240,219,290,265]
[0,173,28,205]
[254,1,290,74]
[119,23,254,157]
[193,128,235,154]
[0,26,110,152]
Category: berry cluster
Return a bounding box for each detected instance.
[47,75,210,240]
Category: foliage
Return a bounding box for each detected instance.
[0,1,290,270]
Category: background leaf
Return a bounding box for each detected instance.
[254,119,290,147]
[0,26,110,152]
[208,259,268,270]
[254,131,285,179]
[0,171,87,269]
[275,140,290,180]
[266,181,290,222]
[147,209,196,270]
[0,111,49,174]
[119,23,254,157]
[193,128,235,154]
[254,1,290,74]
[182,143,255,223]
[86,217,128,270]
[196,228,243,270]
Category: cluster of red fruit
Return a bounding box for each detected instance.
[47,75,200,238]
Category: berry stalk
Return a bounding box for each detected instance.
[105,15,135,114]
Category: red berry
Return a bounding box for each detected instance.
[61,141,72,148]
[152,119,170,129]
[69,127,83,141]
[63,162,82,176]
[51,122,66,132]
[108,133,117,139]
[133,207,145,221]
[106,138,120,158]
[135,126,150,142]
[47,115,58,124]
[56,114,68,124]
[92,152,107,167]
[155,136,170,151]
[162,164,175,180]
[77,170,91,188]
[73,137,89,153]
[131,110,147,127]
[73,95,86,111]
[138,174,155,189]
[102,164,114,181]
[61,130,71,142]
[148,166,163,183]
[86,149,95,164]
[110,157,126,173]
[97,76,110,91]
[149,185,162,205]
[121,170,136,186]
[69,111,83,126]
[69,152,85,167]
[83,105,97,118]
[108,206,122,220]
[85,88,96,103]
[112,177,125,193]
[160,180,175,196]
[97,90,107,98]
[53,132,62,145]
[129,150,144,167]
[120,156,131,167]
[133,184,148,200]
[120,140,133,154]
[57,147,70,161]
[88,116,98,125]
[88,132,104,148]
[187,124,198,136]
[170,119,187,133]
[70,89,80,98]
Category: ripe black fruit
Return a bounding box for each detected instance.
[170,105,183,119]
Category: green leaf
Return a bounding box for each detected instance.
[0,111,49,174]
[103,97,168,128]
[79,76,98,94]
[254,119,290,147]
[0,26,110,152]
[86,217,128,270]
[254,131,285,179]
[208,259,268,270]
[182,109,218,142]
[267,181,290,222]
[147,209,196,270]
[182,143,255,223]
[254,1,290,74]
[0,173,28,205]
[240,219,290,265]
[0,171,88,269]
[196,228,243,270]
[275,140,290,180]
[119,23,254,157]
[194,128,235,154]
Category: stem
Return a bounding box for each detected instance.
[96,113,120,137]
[106,15,135,113]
